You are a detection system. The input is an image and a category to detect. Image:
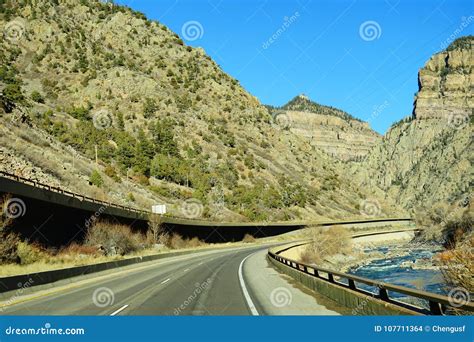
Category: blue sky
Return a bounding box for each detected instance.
[117,0,473,134]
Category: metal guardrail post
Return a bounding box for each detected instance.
[429,301,443,315]
[379,288,389,301]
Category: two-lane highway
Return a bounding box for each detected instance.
[0,244,345,316]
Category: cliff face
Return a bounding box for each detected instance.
[415,36,473,121]
[356,36,473,211]
[270,95,381,161]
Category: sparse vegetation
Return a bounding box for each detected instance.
[300,226,351,264]
[242,234,256,243]
[416,201,473,299]
[89,170,104,187]
[31,91,45,103]
[0,195,20,264]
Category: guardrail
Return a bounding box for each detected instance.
[0,170,149,215]
[268,242,474,315]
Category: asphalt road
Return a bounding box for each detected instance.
[0,245,345,316]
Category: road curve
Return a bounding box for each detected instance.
[0,245,343,316]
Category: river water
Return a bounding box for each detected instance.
[348,246,447,300]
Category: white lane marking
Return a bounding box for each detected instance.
[110,304,128,316]
[238,253,259,316]
[183,268,189,272]
[161,278,171,284]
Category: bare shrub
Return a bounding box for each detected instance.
[300,225,351,264]
[0,194,13,230]
[242,233,256,243]
[435,204,474,294]
[85,221,146,256]
[16,241,49,265]
[165,233,206,249]
[0,231,20,264]
[148,214,165,244]
[157,231,171,246]
[0,195,19,264]
[438,233,474,293]
[169,233,186,249]
[415,201,472,247]
[187,237,205,248]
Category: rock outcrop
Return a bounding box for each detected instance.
[415,36,473,122]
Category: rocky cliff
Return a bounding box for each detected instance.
[355,36,473,211]
[269,95,381,161]
[415,36,472,121]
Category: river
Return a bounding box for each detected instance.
[348,246,448,301]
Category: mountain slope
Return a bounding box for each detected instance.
[0,0,402,222]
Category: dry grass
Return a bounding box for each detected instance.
[300,225,351,264]
[59,243,100,256]
[166,233,206,249]
[242,233,256,243]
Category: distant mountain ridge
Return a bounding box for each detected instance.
[281,94,363,122]
[266,94,380,162]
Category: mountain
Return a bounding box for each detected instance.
[267,95,381,161]
[0,0,402,222]
[354,36,473,212]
